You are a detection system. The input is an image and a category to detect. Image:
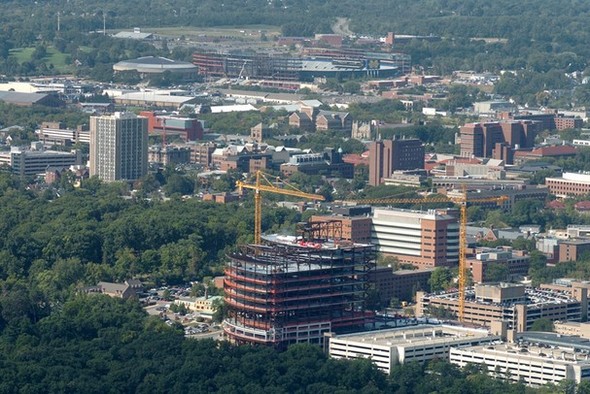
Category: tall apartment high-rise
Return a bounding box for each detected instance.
[90,112,148,181]
[368,138,424,186]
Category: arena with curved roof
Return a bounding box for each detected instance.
[113,56,198,80]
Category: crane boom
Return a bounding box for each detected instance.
[237,171,325,244]
[345,193,508,322]
[346,195,508,205]
[237,181,325,200]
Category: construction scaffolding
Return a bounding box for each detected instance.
[192,50,303,81]
[224,223,375,348]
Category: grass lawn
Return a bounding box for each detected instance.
[9,47,34,63]
[9,46,73,73]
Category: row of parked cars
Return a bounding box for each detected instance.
[185,323,210,335]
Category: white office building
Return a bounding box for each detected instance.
[328,324,499,374]
[0,145,81,176]
[37,125,90,145]
[450,342,590,386]
[89,112,148,181]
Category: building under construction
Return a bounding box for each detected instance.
[193,51,302,81]
[223,221,375,348]
[193,49,407,82]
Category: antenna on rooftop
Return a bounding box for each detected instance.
[103,10,106,36]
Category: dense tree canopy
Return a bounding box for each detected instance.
[0,292,556,393]
[0,294,393,393]
[0,171,303,290]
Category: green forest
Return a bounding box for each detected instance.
[0,169,308,290]
[0,170,543,393]
[1,292,572,394]
[0,166,588,392]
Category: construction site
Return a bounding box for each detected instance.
[192,49,408,82]
[223,221,376,348]
[223,171,513,347]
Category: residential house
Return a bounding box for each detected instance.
[88,279,144,299]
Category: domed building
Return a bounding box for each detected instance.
[113,56,198,80]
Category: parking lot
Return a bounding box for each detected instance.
[144,299,224,340]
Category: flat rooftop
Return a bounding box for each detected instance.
[456,342,590,366]
[300,59,398,72]
[263,234,373,250]
[426,287,579,308]
[518,331,590,351]
[116,92,195,103]
[372,207,457,221]
[332,324,493,348]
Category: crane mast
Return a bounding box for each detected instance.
[346,192,508,321]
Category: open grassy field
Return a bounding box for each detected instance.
[9,46,73,73]
[9,47,34,63]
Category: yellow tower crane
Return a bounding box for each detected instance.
[236,171,326,245]
[346,192,508,321]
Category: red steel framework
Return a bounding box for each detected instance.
[223,222,375,348]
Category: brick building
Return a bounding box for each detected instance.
[368,138,425,186]
[371,208,459,268]
[367,267,433,304]
[468,247,530,283]
[503,111,584,131]
[289,108,352,132]
[147,146,191,165]
[546,172,590,197]
[417,283,583,331]
[187,142,216,167]
[280,148,354,178]
[555,115,584,130]
[202,192,240,204]
[139,111,203,141]
[559,239,590,262]
[460,120,538,163]
[250,123,272,143]
[513,145,577,164]
[310,214,372,244]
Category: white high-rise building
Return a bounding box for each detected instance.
[90,112,148,181]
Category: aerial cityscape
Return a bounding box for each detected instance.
[4,0,590,392]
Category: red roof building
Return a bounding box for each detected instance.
[575,201,590,213]
[514,145,577,161]
[546,200,566,210]
[342,152,369,167]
